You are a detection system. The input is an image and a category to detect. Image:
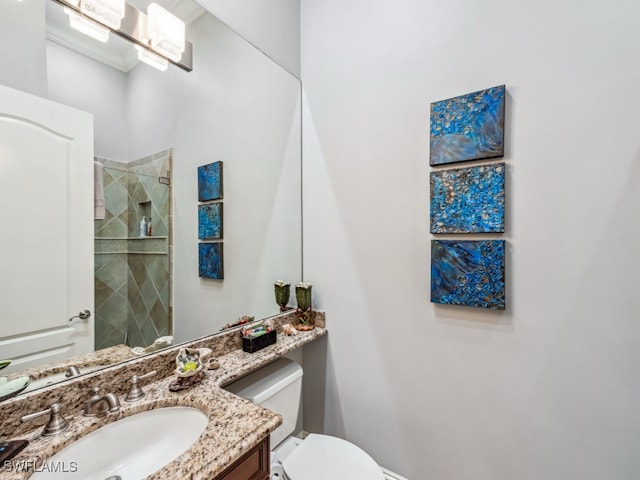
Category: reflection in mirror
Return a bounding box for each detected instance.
[94,155,172,351]
[0,0,301,399]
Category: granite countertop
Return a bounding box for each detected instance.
[5,345,135,383]
[4,327,327,480]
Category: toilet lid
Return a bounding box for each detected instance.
[282,434,385,480]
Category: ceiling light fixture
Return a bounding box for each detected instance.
[64,7,110,43]
[135,45,169,72]
[146,3,185,62]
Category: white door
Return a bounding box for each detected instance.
[0,83,94,373]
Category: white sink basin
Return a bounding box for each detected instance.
[31,406,208,479]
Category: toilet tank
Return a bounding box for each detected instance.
[224,358,303,448]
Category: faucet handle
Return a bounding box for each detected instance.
[125,370,157,402]
[21,403,69,436]
[88,385,101,400]
[65,365,81,378]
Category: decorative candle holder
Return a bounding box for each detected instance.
[274,280,291,312]
[294,282,314,331]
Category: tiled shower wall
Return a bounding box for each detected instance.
[94,150,172,350]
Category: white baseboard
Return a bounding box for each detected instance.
[382,467,410,480]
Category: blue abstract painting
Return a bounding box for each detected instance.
[430,85,505,166]
[431,240,505,310]
[199,243,224,279]
[198,203,223,240]
[430,163,505,234]
[198,161,223,201]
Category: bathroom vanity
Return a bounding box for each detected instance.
[0,311,326,480]
[216,436,270,480]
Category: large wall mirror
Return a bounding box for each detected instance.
[0,0,301,399]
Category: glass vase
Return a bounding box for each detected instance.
[274,281,291,312]
[295,283,314,330]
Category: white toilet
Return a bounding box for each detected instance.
[224,358,385,480]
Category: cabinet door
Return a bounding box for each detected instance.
[215,436,270,480]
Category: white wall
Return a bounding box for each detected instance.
[198,0,300,78]
[0,0,47,97]
[301,0,640,479]
[47,42,129,161]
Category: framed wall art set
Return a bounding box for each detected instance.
[429,85,507,310]
[197,161,224,279]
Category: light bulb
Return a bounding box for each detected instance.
[135,45,169,72]
[79,0,125,30]
[64,7,109,43]
[146,3,185,62]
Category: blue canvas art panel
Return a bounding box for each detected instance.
[199,243,224,279]
[431,240,505,310]
[430,163,505,234]
[198,161,223,201]
[198,203,223,240]
[430,85,505,166]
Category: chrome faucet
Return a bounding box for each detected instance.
[83,387,121,416]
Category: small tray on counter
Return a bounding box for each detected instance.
[242,330,276,353]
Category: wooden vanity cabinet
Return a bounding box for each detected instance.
[213,436,270,480]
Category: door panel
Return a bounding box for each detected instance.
[0,84,94,373]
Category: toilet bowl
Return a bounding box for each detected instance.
[224,358,384,480]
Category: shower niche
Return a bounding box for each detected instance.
[137,201,152,237]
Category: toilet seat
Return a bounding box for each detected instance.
[282,433,384,480]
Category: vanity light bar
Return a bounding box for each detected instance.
[52,0,193,72]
